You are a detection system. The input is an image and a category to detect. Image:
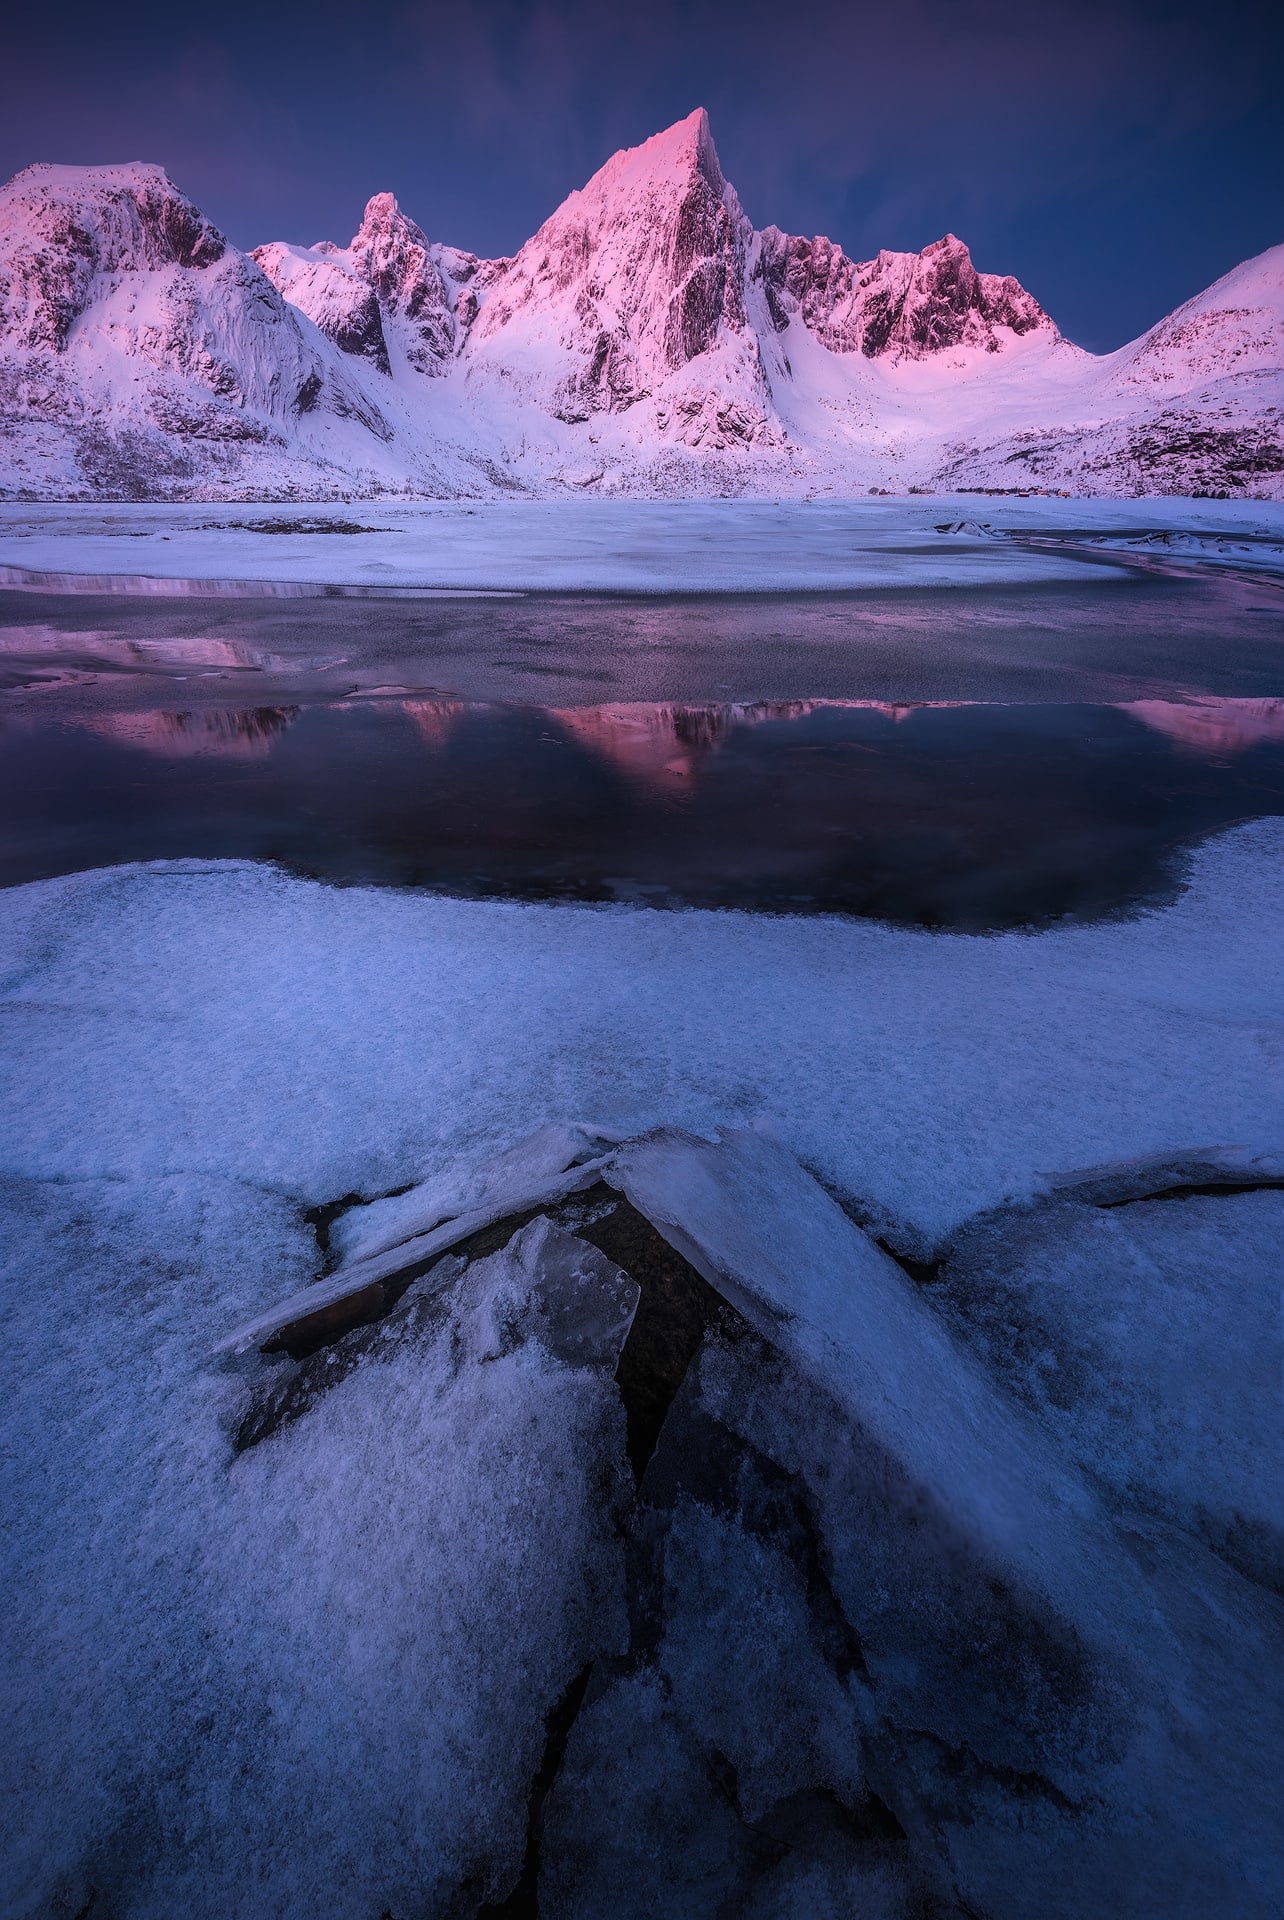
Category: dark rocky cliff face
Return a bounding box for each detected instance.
[757,226,1052,359]
[0,164,226,352]
[345,194,460,374]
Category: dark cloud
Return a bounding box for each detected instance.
[4,0,1281,347]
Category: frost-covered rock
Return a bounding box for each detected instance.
[250,240,389,372]
[757,226,1053,359]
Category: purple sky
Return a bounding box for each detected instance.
[7,0,1281,349]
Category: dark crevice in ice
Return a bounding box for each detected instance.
[890,1723,1081,1816]
[476,1661,594,1920]
[873,1235,944,1288]
[1097,1176,1284,1210]
[637,1349,871,1690]
[813,1173,945,1281]
[552,1183,730,1478]
[302,1182,414,1265]
[236,1265,461,1450]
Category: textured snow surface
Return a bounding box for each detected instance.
[1,494,1282,593]
[2,833,1282,1914]
[0,1196,633,1918]
[934,1191,1284,1592]
[1,820,1281,1256]
[1,116,1280,501]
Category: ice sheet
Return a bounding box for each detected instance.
[1,495,1281,593]
[0,1188,632,1918]
[1,820,1280,1258]
[934,1191,1284,1591]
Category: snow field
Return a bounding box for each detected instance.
[1,494,1282,593]
[1,819,1281,1254]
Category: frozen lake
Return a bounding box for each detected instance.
[3,568,1282,926]
[2,520,1282,1919]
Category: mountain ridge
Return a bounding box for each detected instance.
[0,117,1279,500]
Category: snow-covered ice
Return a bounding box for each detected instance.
[933,1189,1284,1592]
[1,821,1280,1255]
[0,1195,634,1918]
[1,495,1282,594]
[1,827,1282,1914]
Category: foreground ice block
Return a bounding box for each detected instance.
[2,1192,638,1920]
[214,1126,620,1354]
[605,1126,1284,1919]
[328,1120,627,1268]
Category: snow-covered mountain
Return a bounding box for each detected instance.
[1,113,1280,500]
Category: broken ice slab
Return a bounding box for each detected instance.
[456,1213,640,1373]
[237,1215,640,1453]
[1030,1141,1284,1207]
[328,1121,628,1269]
[609,1125,1130,1640]
[213,1150,615,1356]
[607,1128,1284,1916]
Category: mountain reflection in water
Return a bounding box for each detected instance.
[3,695,1283,927]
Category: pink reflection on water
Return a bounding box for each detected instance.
[546,699,966,790]
[83,708,297,758]
[1121,698,1284,756]
[401,699,470,747]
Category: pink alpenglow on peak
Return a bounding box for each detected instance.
[0,162,226,353]
[0,117,1281,500]
[755,227,1055,360]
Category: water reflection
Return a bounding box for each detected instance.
[546,701,964,790]
[4,694,1283,926]
[84,707,298,759]
[1120,698,1284,756]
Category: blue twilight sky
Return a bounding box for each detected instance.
[5,0,1281,351]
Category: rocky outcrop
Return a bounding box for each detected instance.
[756,226,1053,358]
[0,162,225,353]
[342,193,470,374]
[250,242,390,373]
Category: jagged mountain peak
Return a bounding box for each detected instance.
[756,220,1054,360]
[0,160,229,355]
[254,187,469,378]
[572,108,726,206]
[460,105,768,444]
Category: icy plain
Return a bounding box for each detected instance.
[2,489,1282,1914]
[1,831,1282,1916]
[1,494,1282,595]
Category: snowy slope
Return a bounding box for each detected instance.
[0,119,1280,501]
